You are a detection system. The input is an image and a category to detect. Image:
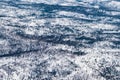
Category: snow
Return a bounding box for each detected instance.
[0,0,119,80]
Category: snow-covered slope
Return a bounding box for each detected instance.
[0,0,120,80]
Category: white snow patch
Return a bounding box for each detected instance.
[50,18,80,26]
[105,1,120,10]
[90,23,117,30]
[50,44,75,52]
[24,27,50,36]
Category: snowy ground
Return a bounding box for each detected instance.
[0,0,120,80]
